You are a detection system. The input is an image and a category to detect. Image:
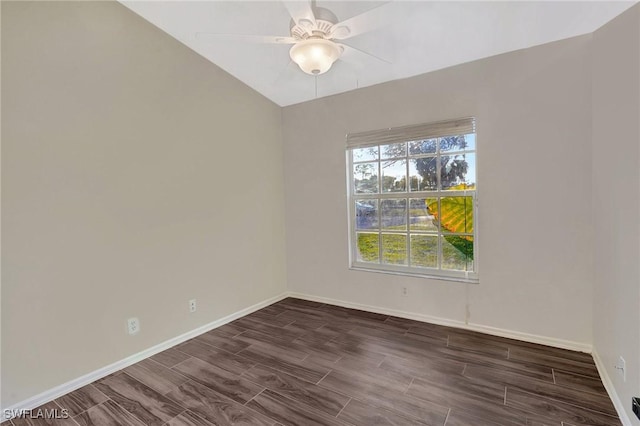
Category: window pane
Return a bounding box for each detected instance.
[439,135,469,154]
[461,133,476,151]
[441,153,475,190]
[409,157,437,191]
[464,153,476,188]
[382,233,407,265]
[381,199,407,231]
[410,235,438,268]
[356,233,379,263]
[382,160,407,192]
[352,147,378,162]
[381,142,406,159]
[441,235,473,271]
[439,196,474,234]
[410,198,438,231]
[354,162,378,194]
[355,200,378,230]
[409,139,437,155]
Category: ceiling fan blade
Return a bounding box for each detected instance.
[282,0,316,29]
[195,32,297,45]
[339,43,391,65]
[328,3,393,40]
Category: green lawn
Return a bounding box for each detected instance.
[357,232,472,271]
[356,194,474,271]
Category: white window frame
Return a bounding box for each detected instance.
[346,118,479,283]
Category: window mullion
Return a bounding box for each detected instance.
[437,196,442,271]
[377,156,382,264]
[436,138,442,271]
[405,150,411,267]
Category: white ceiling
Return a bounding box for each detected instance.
[121,1,636,106]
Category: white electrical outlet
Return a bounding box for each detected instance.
[127,317,140,335]
[616,356,626,382]
[189,299,197,313]
[402,287,408,296]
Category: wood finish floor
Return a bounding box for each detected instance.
[3,298,620,426]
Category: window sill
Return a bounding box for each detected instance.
[349,265,479,284]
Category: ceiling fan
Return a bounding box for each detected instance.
[196,1,391,76]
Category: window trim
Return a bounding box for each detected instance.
[345,118,479,284]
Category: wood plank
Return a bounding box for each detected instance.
[553,370,608,396]
[176,339,256,375]
[508,348,600,378]
[445,408,522,426]
[232,318,304,342]
[206,323,247,339]
[165,410,216,426]
[322,340,387,365]
[351,325,447,346]
[123,358,189,395]
[73,400,146,426]
[233,330,310,361]
[337,398,429,426]
[378,354,466,379]
[447,333,510,358]
[328,356,414,391]
[526,419,562,426]
[283,317,328,332]
[318,371,449,425]
[242,364,349,416]
[293,327,341,346]
[505,388,621,426]
[166,381,275,426]
[464,364,617,416]
[407,378,519,424]
[278,298,325,309]
[237,345,330,384]
[259,304,288,316]
[246,389,347,426]
[194,330,251,354]
[94,373,183,426]
[172,357,264,404]
[54,384,108,416]
[407,369,506,405]
[243,311,297,328]
[150,347,191,368]
[424,344,556,382]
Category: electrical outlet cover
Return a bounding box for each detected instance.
[127,317,140,335]
[618,356,626,381]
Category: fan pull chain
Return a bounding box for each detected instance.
[315,75,318,98]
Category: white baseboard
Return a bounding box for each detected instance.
[464,322,592,353]
[288,291,467,328]
[593,350,633,426]
[288,292,592,353]
[2,292,289,421]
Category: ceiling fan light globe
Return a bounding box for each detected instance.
[289,39,342,75]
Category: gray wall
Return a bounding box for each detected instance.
[2,1,286,407]
[592,5,640,424]
[282,35,594,347]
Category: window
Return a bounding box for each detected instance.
[347,117,477,282]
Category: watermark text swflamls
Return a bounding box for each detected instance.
[4,408,70,420]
